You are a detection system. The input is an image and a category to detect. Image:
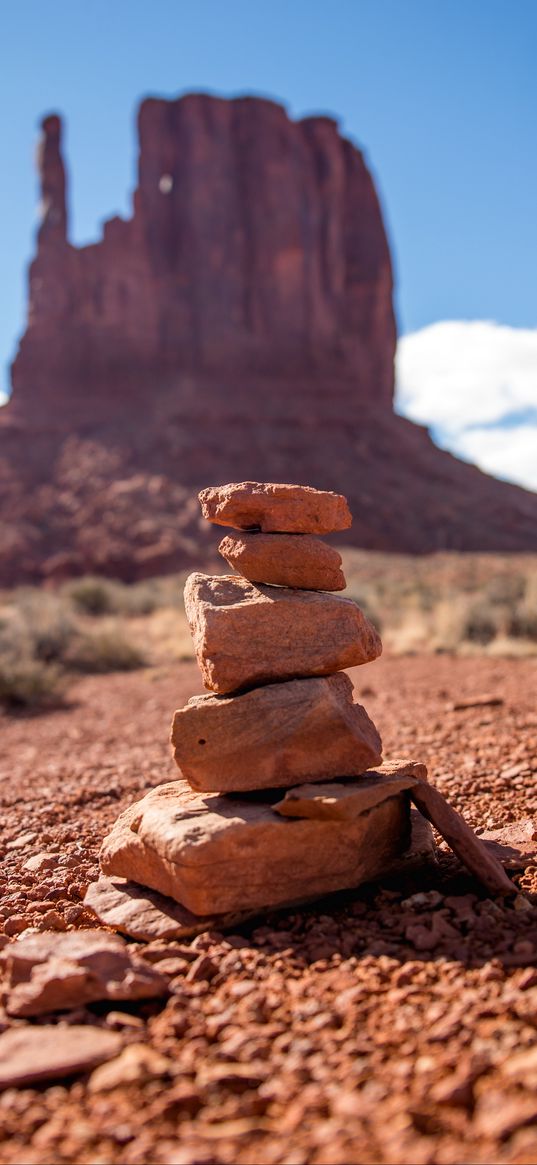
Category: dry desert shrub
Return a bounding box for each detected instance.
[506,574,537,640]
[341,550,537,656]
[0,588,147,710]
[0,604,65,709]
[67,576,119,616]
[0,654,64,709]
[65,624,145,673]
[9,589,76,663]
[462,601,501,645]
[66,574,185,617]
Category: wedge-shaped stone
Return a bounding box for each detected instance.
[409,776,516,897]
[274,760,422,820]
[100,778,410,916]
[218,531,346,590]
[184,573,382,694]
[199,482,352,534]
[171,673,382,792]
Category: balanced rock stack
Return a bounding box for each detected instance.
[91,483,515,936]
[97,483,426,922]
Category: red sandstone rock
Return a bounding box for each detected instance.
[1,93,537,586]
[218,531,346,590]
[451,695,504,711]
[85,876,255,941]
[275,760,422,820]
[480,819,537,868]
[2,929,168,1017]
[200,483,351,535]
[86,810,437,940]
[13,97,395,426]
[88,1044,172,1092]
[409,775,517,897]
[99,778,409,915]
[36,115,68,248]
[0,1026,123,1090]
[184,572,382,694]
[170,673,382,792]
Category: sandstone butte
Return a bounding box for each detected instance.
[1,94,537,586]
[99,775,411,915]
[184,572,382,694]
[170,673,382,793]
[199,483,352,535]
[218,531,346,591]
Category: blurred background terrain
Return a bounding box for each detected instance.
[1,549,536,709]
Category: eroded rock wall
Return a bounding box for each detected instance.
[1,92,536,583]
[10,95,395,422]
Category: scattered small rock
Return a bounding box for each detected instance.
[450,695,504,711]
[481,819,537,868]
[105,1011,145,1031]
[6,832,38,851]
[23,852,59,873]
[0,1025,123,1089]
[88,1043,172,1092]
[186,954,218,983]
[2,928,168,1017]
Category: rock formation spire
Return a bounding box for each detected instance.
[36,114,68,246]
[2,93,537,585]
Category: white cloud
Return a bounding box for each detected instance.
[0,388,7,407]
[395,320,537,492]
[453,423,537,491]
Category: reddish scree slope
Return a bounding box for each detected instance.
[0,94,536,583]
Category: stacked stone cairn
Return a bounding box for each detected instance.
[92,483,515,936]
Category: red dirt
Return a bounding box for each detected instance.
[0,654,536,1164]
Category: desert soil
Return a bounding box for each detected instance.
[0,654,536,1165]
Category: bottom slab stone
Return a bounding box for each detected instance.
[87,811,438,941]
[99,769,415,916]
[84,876,256,940]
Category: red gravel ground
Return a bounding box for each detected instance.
[0,654,536,1165]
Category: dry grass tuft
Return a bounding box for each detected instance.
[342,549,537,656]
[0,589,150,709]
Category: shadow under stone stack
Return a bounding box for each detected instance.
[86,484,516,939]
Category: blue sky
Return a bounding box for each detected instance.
[1,0,536,486]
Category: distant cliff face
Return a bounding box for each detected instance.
[10,95,395,422]
[1,93,536,584]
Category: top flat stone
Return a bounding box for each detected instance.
[198,482,352,534]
